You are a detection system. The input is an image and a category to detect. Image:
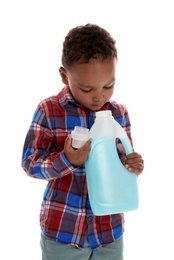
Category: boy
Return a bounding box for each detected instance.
[21,23,144,260]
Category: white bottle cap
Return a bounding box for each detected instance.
[71,126,90,148]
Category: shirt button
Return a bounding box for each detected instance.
[87,216,93,221]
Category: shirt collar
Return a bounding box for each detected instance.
[58,85,76,107]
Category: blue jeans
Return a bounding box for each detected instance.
[40,233,124,260]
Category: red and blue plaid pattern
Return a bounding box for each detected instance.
[21,85,132,249]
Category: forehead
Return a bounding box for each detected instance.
[67,58,117,86]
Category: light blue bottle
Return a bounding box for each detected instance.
[85,110,139,216]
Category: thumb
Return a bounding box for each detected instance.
[117,143,127,166]
[64,134,72,148]
[117,143,126,155]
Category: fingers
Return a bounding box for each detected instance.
[78,138,92,152]
[125,162,144,175]
[125,152,144,176]
[64,134,92,167]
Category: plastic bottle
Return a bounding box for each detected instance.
[85,110,139,216]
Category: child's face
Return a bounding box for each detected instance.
[60,58,117,111]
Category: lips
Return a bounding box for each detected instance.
[91,102,104,109]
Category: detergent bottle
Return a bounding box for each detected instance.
[85,110,139,216]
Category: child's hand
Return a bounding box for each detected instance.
[117,143,144,176]
[64,134,92,167]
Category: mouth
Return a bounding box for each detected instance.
[91,102,105,109]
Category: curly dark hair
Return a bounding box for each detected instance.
[61,24,117,69]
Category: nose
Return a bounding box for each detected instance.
[92,90,104,102]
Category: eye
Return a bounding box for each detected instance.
[80,88,92,93]
[104,84,114,89]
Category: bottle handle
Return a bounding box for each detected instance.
[118,137,134,156]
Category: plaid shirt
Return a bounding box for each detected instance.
[21,85,133,249]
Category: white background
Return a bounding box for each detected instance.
[0,0,174,259]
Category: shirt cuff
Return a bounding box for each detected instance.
[53,151,78,176]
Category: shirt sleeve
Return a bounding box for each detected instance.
[21,105,75,180]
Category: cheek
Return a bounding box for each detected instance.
[80,93,92,104]
[107,89,114,99]
[101,89,113,101]
[73,91,91,105]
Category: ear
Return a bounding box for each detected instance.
[59,66,69,85]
